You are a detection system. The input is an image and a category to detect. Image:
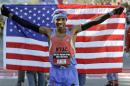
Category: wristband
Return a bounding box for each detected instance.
[109,12,114,16]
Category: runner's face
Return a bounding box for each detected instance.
[55,17,67,31]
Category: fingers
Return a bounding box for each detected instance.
[115,7,124,14]
[113,7,124,15]
[118,7,124,14]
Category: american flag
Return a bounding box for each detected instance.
[3,4,125,74]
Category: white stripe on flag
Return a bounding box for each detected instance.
[6,59,51,67]
[63,8,114,14]
[75,41,123,47]
[77,29,124,36]
[67,18,125,25]
[76,63,122,69]
[6,37,48,46]
[6,48,49,56]
[76,52,123,59]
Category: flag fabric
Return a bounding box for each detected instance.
[43,0,62,4]
[3,4,125,74]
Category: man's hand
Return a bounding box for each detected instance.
[1,5,10,17]
[112,6,124,15]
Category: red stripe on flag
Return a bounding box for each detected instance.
[87,24,125,30]
[6,65,49,72]
[76,35,123,42]
[6,64,122,74]
[67,23,125,30]
[78,68,122,74]
[77,57,122,64]
[6,53,49,62]
[6,42,48,51]
[58,4,117,9]
[76,46,123,53]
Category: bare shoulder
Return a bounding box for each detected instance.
[39,26,52,36]
[71,25,82,34]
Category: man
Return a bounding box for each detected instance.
[1,5,124,86]
[16,70,25,86]
[106,73,118,86]
[78,74,86,86]
[26,71,46,86]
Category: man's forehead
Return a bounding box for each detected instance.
[56,16,66,19]
[53,9,67,15]
[55,11,65,14]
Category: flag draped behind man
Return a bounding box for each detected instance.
[3,4,125,74]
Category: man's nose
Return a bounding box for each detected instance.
[58,20,63,23]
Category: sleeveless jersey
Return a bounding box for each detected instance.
[49,30,77,66]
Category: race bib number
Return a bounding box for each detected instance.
[53,51,71,66]
[53,58,70,65]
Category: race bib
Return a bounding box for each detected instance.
[53,51,71,66]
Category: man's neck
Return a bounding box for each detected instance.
[57,28,66,34]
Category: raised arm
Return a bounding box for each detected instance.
[1,5,51,37]
[71,6,124,35]
[81,6,124,31]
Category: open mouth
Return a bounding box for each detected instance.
[59,24,64,27]
[57,24,64,28]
